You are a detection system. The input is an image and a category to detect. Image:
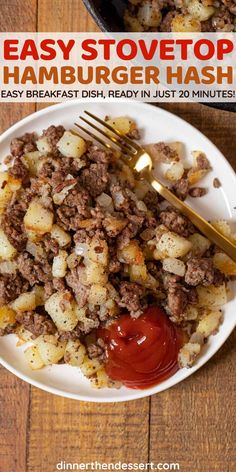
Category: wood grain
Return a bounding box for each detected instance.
[38,0,99,32]
[149,330,236,472]
[0,3,37,471]
[27,395,149,471]
[0,3,235,472]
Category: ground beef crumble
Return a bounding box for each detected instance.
[118,282,147,318]
[15,309,56,338]
[185,258,225,287]
[43,125,65,152]
[10,133,37,157]
[189,187,207,198]
[9,157,29,183]
[1,201,28,251]
[163,274,198,322]
[0,273,29,306]
[172,178,189,201]
[213,178,221,188]
[17,253,52,286]
[160,207,194,237]
[81,163,109,197]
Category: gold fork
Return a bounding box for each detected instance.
[73,111,236,262]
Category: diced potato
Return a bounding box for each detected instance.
[7,175,22,191]
[137,0,162,27]
[35,335,66,365]
[33,285,45,306]
[0,229,17,260]
[211,219,231,237]
[188,168,208,185]
[0,306,16,329]
[67,252,80,270]
[145,142,181,163]
[171,14,201,32]
[72,306,85,322]
[0,260,17,274]
[191,150,210,169]
[213,253,236,276]
[197,310,222,337]
[99,298,120,319]
[87,237,109,266]
[24,200,53,234]
[0,171,9,187]
[156,232,192,258]
[102,216,127,237]
[188,233,211,256]
[26,240,46,260]
[178,342,201,368]
[90,368,111,389]
[142,273,159,290]
[189,331,205,345]
[187,0,215,20]
[52,250,68,278]
[153,247,165,260]
[36,136,52,154]
[11,292,36,312]
[117,240,144,265]
[80,355,102,377]
[184,305,199,321]
[25,229,42,243]
[85,261,108,285]
[165,162,185,183]
[155,224,169,240]
[88,284,107,306]
[197,284,227,308]
[57,131,87,159]
[129,263,147,282]
[106,117,132,136]
[64,339,86,367]
[119,164,136,188]
[24,345,45,370]
[45,292,78,332]
[24,151,42,176]
[0,182,12,214]
[162,258,186,276]
[50,224,71,247]
[16,325,33,345]
[107,282,119,299]
[211,220,236,243]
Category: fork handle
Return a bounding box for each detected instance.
[150,173,236,262]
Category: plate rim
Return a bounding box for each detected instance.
[0,99,235,402]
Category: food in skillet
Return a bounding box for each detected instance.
[124,0,236,32]
[0,117,235,389]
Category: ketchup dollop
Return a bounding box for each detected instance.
[99,306,183,389]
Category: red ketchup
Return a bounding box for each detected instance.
[99,306,183,389]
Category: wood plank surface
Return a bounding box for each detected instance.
[0,3,37,472]
[0,2,235,472]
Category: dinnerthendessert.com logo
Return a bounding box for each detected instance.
[56,461,180,470]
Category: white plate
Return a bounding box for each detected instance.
[0,100,235,402]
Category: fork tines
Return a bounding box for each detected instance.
[73,111,139,156]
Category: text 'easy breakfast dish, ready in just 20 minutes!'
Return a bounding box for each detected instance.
[0,116,235,390]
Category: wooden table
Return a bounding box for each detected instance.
[0,2,235,472]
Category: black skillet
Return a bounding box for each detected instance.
[82,0,236,113]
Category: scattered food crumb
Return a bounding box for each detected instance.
[213,178,221,188]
